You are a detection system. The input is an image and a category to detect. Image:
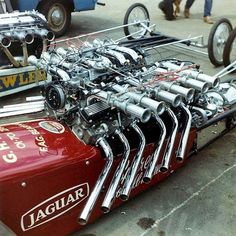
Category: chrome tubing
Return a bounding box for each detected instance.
[41,52,72,69]
[96,90,152,123]
[97,48,128,66]
[176,105,192,160]
[110,45,140,62]
[101,130,130,213]
[159,81,195,101]
[185,70,220,88]
[120,122,146,201]
[155,89,182,107]
[28,55,70,81]
[161,61,218,89]
[33,28,55,41]
[28,55,40,66]
[143,115,166,183]
[160,108,179,172]
[112,84,165,115]
[78,137,114,225]
[0,35,11,48]
[56,47,68,57]
[178,76,210,93]
[113,100,151,123]
[9,31,34,44]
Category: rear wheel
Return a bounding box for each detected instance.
[39,0,71,37]
[223,27,236,72]
[123,3,150,40]
[208,18,233,66]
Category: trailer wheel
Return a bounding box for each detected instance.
[123,3,150,40]
[223,28,236,72]
[39,0,71,37]
[208,18,233,66]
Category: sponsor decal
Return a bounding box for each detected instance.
[39,121,65,134]
[21,183,89,231]
[116,154,158,198]
[0,69,46,92]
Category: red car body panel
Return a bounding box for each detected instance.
[0,119,196,236]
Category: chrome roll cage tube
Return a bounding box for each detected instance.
[101,130,130,213]
[120,122,146,201]
[78,137,114,225]
[160,108,179,172]
[143,115,167,183]
[176,104,192,161]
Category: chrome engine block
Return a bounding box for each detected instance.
[29,39,236,146]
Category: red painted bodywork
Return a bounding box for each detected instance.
[0,119,197,236]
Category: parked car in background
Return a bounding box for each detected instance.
[10,0,101,37]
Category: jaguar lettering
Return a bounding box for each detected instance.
[21,183,89,231]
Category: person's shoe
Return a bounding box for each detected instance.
[203,16,214,24]
[165,15,176,21]
[184,9,190,18]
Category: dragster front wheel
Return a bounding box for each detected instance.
[123,3,150,40]
[208,18,233,67]
[223,27,236,72]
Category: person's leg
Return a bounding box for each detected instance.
[184,0,195,18]
[165,0,174,19]
[203,0,213,23]
[185,0,195,10]
[159,0,175,20]
[159,1,166,14]
[204,0,212,17]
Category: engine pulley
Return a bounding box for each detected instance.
[45,84,66,110]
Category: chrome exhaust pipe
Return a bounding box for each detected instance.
[120,122,146,201]
[155,89,182,107]
[143,115,166,183]
[1,46,20,67]
[33,28,55,41]
[8,31,34,44]
[160,108,178,172]
[178,76,210,93]
[101,130,130,213]
[22,41,29,66]
[0,34,11,48]
[112,84,165,115]
[176,104,192,160]
[78,137,114,225]
[159,81,195,101]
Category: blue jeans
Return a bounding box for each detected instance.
[204,0,213,17]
